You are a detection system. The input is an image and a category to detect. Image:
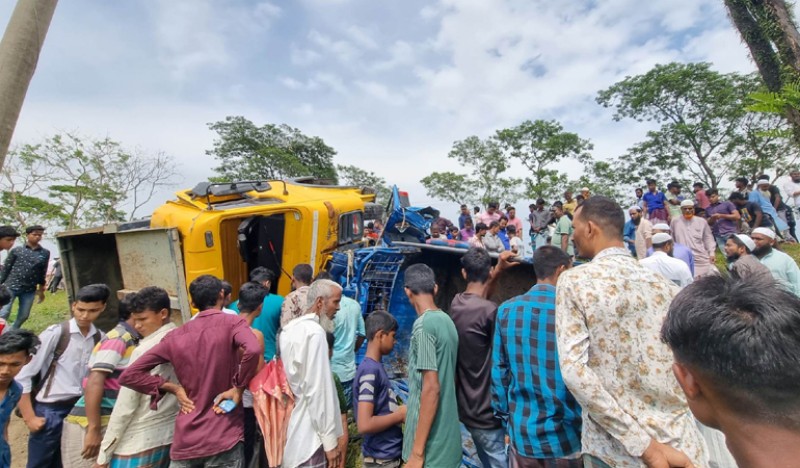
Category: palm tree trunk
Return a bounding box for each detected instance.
[0,0,59,169]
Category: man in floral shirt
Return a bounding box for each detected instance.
[555,196,706,468]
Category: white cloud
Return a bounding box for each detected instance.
[371,41,416,71]
[308,29,362,62]
[290,46,323,66]
[356,81,408,106]
[344,25,379,50]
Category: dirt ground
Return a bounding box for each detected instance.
[8,414,28,468]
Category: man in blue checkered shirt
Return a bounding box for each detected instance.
[492,245,582,467]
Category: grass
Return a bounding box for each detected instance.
[6,290,69,334]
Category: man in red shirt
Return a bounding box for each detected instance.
[119,275,260,467]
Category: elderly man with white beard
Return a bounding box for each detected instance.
[280,279,345,468]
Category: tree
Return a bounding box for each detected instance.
[420,136,523,207]
[597,63,758,189]
[0,133,179,230]
[495,119,593,200]
[336,164,391,205]
[207,116,338,183]
[0,0,59,168]
[731,111,800,182]
[723,0,800,140]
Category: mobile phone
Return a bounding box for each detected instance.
[218,399,237,413]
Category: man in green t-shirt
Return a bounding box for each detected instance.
[402,264,461,468]
[552,203,574,256]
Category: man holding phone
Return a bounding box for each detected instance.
[120,275,261,468]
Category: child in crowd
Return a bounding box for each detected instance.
[508,225,524,256]
[326,332,349,465]
[0,327,39,467]
[354,311,405,468]
[448,226,461,241]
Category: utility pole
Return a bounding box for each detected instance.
[0,0,58,169]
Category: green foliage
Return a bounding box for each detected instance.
[597,63,762,189]
[207,116,338,183]
[0,133,178,230]
[336,164,391,204]
[421,136,522,207]
[495,119,593,200]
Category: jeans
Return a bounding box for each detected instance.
[169,442,243,468]
[341,378,353,410]
[0,289,36,329]
[27,401,75,468]
[467,426,508,468]
[530,232,548,251]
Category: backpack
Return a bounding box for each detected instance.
[32,321,101,401]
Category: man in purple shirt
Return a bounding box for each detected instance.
[119,275,260,467]
[705,188,741,253]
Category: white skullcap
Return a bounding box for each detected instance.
[751,227,776,239]
[653,223,671,231]
[680,199,695,208]
[580,187,590,192]
[652,233,672,244]
[628,205,641,212]
[734,234,756,252]
[757,179,771,186]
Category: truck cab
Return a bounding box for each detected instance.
[57,179,376,329]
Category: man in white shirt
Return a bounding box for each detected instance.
[281,279,344,468]
[16,284,107,468]
[640,233,694,288]
[784,169,800,210]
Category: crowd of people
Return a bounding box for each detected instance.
[0,174,797,468]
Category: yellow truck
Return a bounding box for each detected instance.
[56,178,380,329]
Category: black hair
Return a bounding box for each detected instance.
[507,225,517,234]
[507,206,516,212]
[118,292,135,321]
[189,275,223,311]
[130,286,170,314]
[575,196,624,238]
[292,264,314,285]
[735,177,749,186]
[460,248,491,284]
[536,198,545,205]
[533,245,571,279]
[635,187,643,192]
[460,204,467,209]
[76,284,111,304]
[473,206,480,212]
[249,267,275,284]
[669,180,681,188]
[0,226,19,239]
[221,281,233,296]
[475,222,488,232]
[575,195,584,201]
[662,275,800,428]
[693,182,705,188]
[25,225,45,234]
[449,226,459,232]
[0,329,40,356]
[366,310,398,340]
[0,285,10,308]
[488,201,499,209]
[326,331,335,351]
[728,192,746,202]
[489,221,500,229]
[404,263,436,295]
[706,188,719,197]
[238,281,268,313]
[314,271,333,281]
[646,178,656,185]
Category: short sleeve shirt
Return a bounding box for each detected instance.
[642,191,666,211]
[331,297,366,382]
[552,216,574,256]
[402,311,461,466]
[705,201,738,237]
[252,294,284,361]
[353,357,403,460]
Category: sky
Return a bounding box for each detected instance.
[0,0,774,217]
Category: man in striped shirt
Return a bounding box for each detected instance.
[492,246,582,467]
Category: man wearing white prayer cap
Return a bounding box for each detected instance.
[751,228,800,295]
[640,233,694,287]
[649,223,696,275]
[724,234,773,281]
[626,205,652,259]
[671,199,717,277]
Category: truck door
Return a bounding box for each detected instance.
[114,228,192,323]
